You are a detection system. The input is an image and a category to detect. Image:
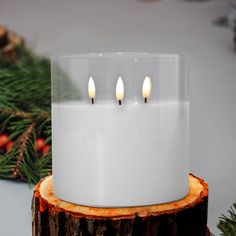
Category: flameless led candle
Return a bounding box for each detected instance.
[142,76,151,103]
[88,76,95,104]
[52,53,189,207]
[116,76,124,105]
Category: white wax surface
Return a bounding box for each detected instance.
[52,101,189,207]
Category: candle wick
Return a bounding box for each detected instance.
[118,100,122,106]
[144,97,147,103]
[91,98,94,104]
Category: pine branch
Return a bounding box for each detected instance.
[0,45,52,184]
[0,152,18,179]
[34,150,52,179]
[218,203,236,236]
[14,123,35,180]
[0,46,51,112]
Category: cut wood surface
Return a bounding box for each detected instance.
[32,174,208,236]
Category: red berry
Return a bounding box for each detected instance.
[206,227,210,236]
[35,138,46,151]
[6,141,14,152]
[42,144,50,156]
[0,134,9,149]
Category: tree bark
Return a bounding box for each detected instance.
[32,174,208,236]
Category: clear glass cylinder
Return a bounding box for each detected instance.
[52,53,189,207]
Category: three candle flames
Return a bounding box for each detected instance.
[88,76,151,105]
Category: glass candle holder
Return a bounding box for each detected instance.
[52,53,189,207]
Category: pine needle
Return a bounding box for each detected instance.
[218,203,236,235]
[0,46,51,184]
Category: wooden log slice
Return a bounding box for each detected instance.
[32,174,208,236]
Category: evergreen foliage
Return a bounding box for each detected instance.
[218,202,236,236]
[0,46,51,184]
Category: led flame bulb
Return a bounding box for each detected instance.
[88,76,96,103]
[142,76,151,103]
[116,76,124,105]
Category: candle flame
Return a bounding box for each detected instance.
[116,76,124,102]
[88,76,96,100]
[142,76,151,100]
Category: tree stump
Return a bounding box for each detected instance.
[32,174,208,236]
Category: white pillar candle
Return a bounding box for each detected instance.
[52,101,189,207]
[52,53,189,207]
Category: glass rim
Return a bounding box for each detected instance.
[51,52,187,60]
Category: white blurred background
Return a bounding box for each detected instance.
[0,0,236,235]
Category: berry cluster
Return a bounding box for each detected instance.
[0,134,51,157]
[0,134,13,153]
[35,138,51,156]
